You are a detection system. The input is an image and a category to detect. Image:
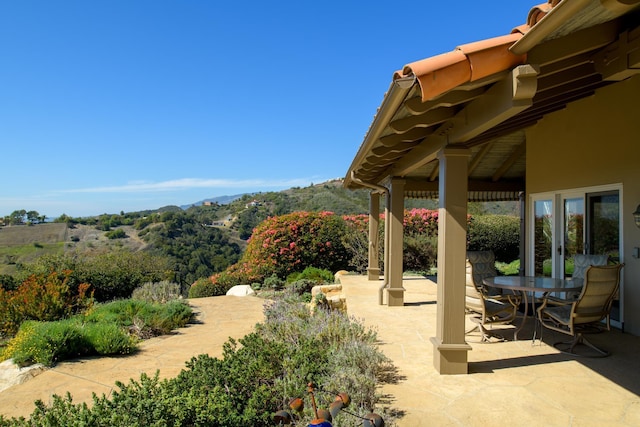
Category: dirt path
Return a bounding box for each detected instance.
[0,296,266,420]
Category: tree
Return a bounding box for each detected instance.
[26,210,42,224]
[9,209,26,225]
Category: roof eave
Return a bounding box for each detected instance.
[511,0,640,55]
[344,76,415,189]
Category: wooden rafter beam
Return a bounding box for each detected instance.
[389,107,456,134]
[390,65,538,177]
[492,143,526,182]
[428,162,439,182]
[594,27,640,81]
[468,142,493,175]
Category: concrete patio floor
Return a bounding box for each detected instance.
[338,273,640,427]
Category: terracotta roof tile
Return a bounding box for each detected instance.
[390,1,571,103]
[527,2,554,26]
[394,33,525,102]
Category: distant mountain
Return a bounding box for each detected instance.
[180,194,251,210]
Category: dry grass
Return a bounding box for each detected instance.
[0,223,147,275]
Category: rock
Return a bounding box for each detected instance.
[334,270,350,283]
[225,285,256,297]
[0,359,47,393]
[310,284,347,313]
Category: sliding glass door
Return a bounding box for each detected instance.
[530,185,622,327]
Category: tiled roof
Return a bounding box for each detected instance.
[344,0,640,198]
[390,0,567,103]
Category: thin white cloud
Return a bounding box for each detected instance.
[58,177,329,194]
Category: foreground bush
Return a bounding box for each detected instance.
[2,319,135,367]
[20,251,174,302]
[0,271,92,338]
[0,295,394,426]
[1,300,192,366]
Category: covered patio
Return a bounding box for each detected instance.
[338,273,640,426]
[344,0,640,374]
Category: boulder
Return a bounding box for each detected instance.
[0,359,46,393]
[226,285,256,297]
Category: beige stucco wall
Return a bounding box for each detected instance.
[526,74,640,335]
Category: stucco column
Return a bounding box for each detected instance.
[381,191,391,305]
[367,192,382,280]
[387,178,406,306]
[431,148,472,374]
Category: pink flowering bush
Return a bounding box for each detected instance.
[403,208,439,235]
[197,208,515,295]
[204,212,351,292]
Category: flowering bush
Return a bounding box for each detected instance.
[0,271,93,338]
[403,208,439,236]
[205,212,351,289]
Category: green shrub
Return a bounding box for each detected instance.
[263,274,285,290]
[403,234,438,272]
[105,228,127,239]
[132,280,181,303]
[496,259,520,276]
[20,252,174,302]
[468,215,520,262]
[286,266,334,284]
[85,299,192,338]
[288,279,317,298]
[6,320,86,367]
[2,299,192,367]
[160,300,193,328]
[188,277,220,298]
[0,275,19,291]
[83,322,135,355]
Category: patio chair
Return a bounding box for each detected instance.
[465,251,521,342]
[537,264,623,357]
[547,253,609,303]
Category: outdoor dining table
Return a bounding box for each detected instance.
[482,276,583,341]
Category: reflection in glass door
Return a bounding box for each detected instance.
[588,192,620,261]
[533,199,553,277]
[587,191,621,324]
[563,197,584,279]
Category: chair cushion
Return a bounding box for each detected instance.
[467,251,500,295]
[542,305,571,326]
[573,254,608,280]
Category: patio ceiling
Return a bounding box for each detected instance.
[344,0,640,201]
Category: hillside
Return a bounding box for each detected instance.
[0,223,147,276]
[0,179,518,281]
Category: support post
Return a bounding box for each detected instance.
[367,192,382,281]
[431,148,472,374]
[387,178,405,306]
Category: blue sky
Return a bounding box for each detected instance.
[1,1,534,218]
